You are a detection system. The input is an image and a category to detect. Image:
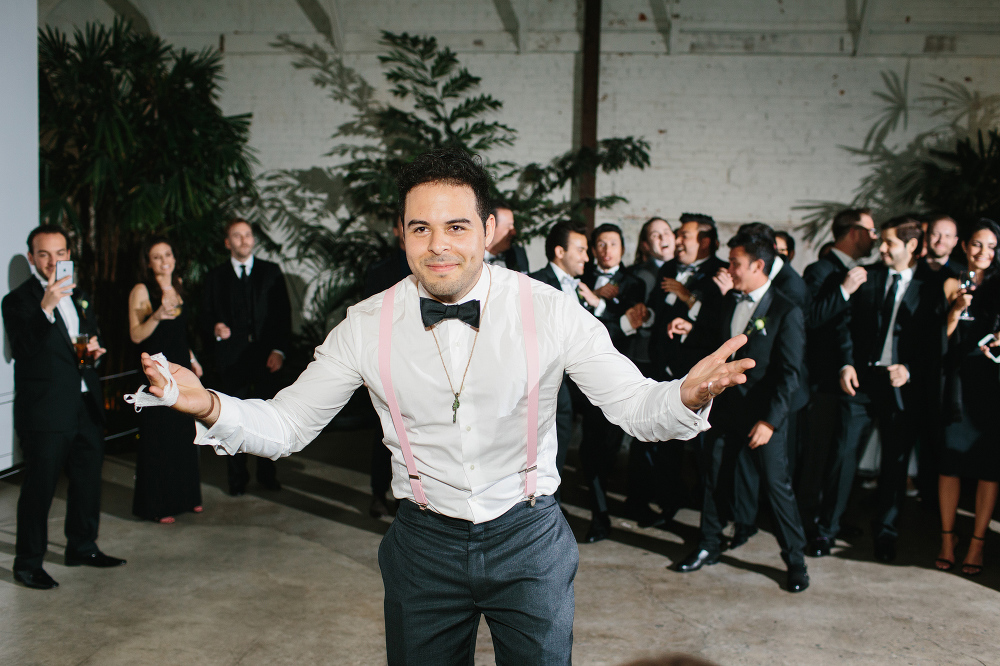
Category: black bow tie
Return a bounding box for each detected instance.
[676,264,696,275]
[733,292,753,303]
[597,270,616,278]
[420,298,481,329]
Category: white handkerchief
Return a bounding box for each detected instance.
[124,352,178,411]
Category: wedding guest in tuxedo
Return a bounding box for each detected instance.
[578,224,646,542]
[3,225,125,590]
[529,221,595,502]
[936,218,1000,575]
[712,223,809,550]
[774,231,796,264]
[798,209,877,553]
[484,202,529,273]
[835,215,945,563]
[921,214,961,277]
[128,237,203,524]
[671,228,809,592]
[362,221,412,518]
[201,218,291,496]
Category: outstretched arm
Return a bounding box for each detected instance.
[140,352,218,424]
[679,334,755,411]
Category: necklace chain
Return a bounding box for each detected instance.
[429,267,493,423]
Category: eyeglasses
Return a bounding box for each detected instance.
[853,225,879,239]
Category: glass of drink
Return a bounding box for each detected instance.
[959,271,977,321]
[74,335,90,367]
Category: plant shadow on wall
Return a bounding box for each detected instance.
[795,65,1000,243]
[250,31,650,358]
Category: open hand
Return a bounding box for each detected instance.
[680,335,755,411]
[577,282,600,308]
[140,351,215,422]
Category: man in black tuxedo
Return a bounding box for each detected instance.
[484,203,530,273]
[672,228,809,592]
[201,219,291,496]
[577,223,646,542]
[2,226,126,590]
[713,223,810,550]
[529,221,596,504]
[829,216,944,562]
[797,208,877,554]
[919,214,961,278]
[774,231,796,263]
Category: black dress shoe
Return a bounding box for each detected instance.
[675,548,721,572]
[584,513,611,543]
[65,550,127,568]
[629,505,667,529]
[14,568,59,590]
[873,535,896,563]
[229,485,246,497]
[787,565,810,592]
[726,524,758,551]
[806,536,831,557]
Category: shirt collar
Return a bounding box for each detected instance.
[742,279,772,303]
[595,263,619,277]
[653,258,665,268]
[416,263,492,307]
[889,266,913,282]
[231,254,255,276]
[830,248,856,270]
[549,262,577,285]
[769,255,784,280]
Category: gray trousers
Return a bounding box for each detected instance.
[379,495,578,665]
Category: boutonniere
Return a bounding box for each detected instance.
[75,295,89,317]
[745,316,767,337]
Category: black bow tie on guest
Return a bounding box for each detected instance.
[596,269,616,279]
[733,292,754,303]
[676,264,696,276]
[420,298,481,329]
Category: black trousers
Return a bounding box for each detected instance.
[220,371,279,490]
[698,425,807,566]
[15,400,104,571]
[732,407,804,529]
[579,400,624,515]
[553,379,572,503]
[795,390,846,537]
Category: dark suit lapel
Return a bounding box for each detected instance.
[898,273,922,320]
[52,307,74,350]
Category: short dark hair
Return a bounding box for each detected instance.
[545,221,587,261]
[680,213,719,251]
[225,217,252,235]
[925,213,957,232]
[592,223,625,248]
[774,230,796,254]
[831,208,872,240]
[396,148,493,230]
[728,229,776,274]
[490,199,513,221]
[881,215,924,250]
[27,225,70,253]
[737,222,777,246]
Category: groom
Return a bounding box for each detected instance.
[138,148,754,664]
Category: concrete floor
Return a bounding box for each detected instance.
[1,427,999,665]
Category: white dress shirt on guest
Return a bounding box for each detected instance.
[877,267,913,367]
[199,266,711,523]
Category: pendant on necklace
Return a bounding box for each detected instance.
[452,393,460,423]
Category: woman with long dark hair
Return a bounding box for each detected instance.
[936,218,1000,575]
[128,237,203,523]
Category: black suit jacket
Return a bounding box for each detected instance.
[839,263,945,411]
[647,255,729,380]
[802,252,853,393]
[2,279,103,434]
[709,286,805,434]
[581,262,646,353]
[489,244,530,273]
[771,259,810,409]
[528,264,564,292]
[201,258,291,376]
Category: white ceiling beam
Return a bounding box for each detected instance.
[493,0,529,53]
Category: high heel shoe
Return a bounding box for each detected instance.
[962,535,985,576]
[935,530,957,571]
[157,516,176,524]
[193,505,204,513]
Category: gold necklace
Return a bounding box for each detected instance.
[429,267,493,423]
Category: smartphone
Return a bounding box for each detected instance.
[978,334,1000,363]
[55,260,74,283]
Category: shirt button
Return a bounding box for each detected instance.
[466,426,471,432]
[469,464,475,470]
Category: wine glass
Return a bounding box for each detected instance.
[959,270,977,321]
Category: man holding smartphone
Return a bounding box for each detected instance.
[1,225,125,590]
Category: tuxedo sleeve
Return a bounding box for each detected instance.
[804,263,849,329]
[765,305,805,430]
[2,289,56,362]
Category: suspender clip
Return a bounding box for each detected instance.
[528,495,536,507]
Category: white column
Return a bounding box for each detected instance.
[0,0,39,474]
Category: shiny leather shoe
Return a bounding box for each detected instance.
[631,505,667,529]
[787,565,810,592]
[674,548,721,572]
[65,550,127,568]
[873,535,896,563]
[14,568,59,590]
[585,513,611,543]
[807,536,831,557]
[726,524,758,551]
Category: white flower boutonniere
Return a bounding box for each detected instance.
[745,316,767,337]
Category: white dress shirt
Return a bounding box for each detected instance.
[769,255,784,281]
[199,266,711,523]
[731,280,772,339]
[35,271,87,393]
[878,267,913,366]
[231,254,255,277]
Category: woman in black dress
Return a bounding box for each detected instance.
[128,237,204,523]
[937,219,1000,575]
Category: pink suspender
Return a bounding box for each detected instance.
[377,274,540,509]
[517,272,540,505]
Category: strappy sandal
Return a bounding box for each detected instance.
[935,530,957,571]
[961,535,985,576]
